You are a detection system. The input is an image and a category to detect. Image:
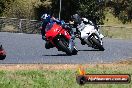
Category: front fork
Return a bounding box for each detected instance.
[54,34,75,51]
[95,31,104,45]
[83,32,103,46]
[91,32,103,46]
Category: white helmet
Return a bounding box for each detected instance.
[82,18,88,22]
[41,13,50,20]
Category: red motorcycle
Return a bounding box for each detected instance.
[45,23,78,55]
[0,45,6,60]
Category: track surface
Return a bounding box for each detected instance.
[0,32,132,64]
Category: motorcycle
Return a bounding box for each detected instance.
[0,45,6,60]
[45,23,78,55]
[75,21,105,51]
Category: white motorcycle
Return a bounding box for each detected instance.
[76,18,105,51]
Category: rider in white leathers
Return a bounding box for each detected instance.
[71,14,104,45]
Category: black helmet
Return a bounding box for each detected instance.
[71,14,81,24]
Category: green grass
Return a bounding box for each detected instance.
[101,11,132,39]
[0,66,132,88]
[101,26,132,39]
[103,11,122,26]
[103,9,132,26]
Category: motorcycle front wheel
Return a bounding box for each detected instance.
[91,36,105,51]
[57,38,72,55]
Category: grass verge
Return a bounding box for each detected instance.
[101,26,132,39]
[0,60,132,88]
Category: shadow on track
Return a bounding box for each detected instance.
[78,49,100,51]
[42,54,70,56]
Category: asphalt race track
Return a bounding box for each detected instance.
[0,32,132,64]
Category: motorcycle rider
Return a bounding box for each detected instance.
[40,13,75,50]
[71,14,101,45]
[40,13,61,40]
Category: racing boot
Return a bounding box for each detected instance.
[45,41,54,49]
[68,38,78,55]
[68,38,74,51]
[80,38,86,45]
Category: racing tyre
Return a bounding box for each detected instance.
[91,36,105,51]
[57,38,72,55]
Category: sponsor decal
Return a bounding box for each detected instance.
[76,65,131,85]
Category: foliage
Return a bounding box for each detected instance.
[105,0,132,24]
[0,0,5,16]
[0,0,13,16]
[51,0,80,21]
[3,0,34,19]
[77,0,105,24]
[2,0,52,19]
[0,0,132,24]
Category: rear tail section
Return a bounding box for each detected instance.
[0,45,6,60]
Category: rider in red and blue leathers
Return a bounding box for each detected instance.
[40,13,75,50]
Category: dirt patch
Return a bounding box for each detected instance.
[115,58,132,64]
[0,63,131,71]
[0,58,131,71]
[0,64,80,71]
[1,25,19,32]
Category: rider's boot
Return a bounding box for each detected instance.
[80,38,86,45]
[68,38,74,50]
[45,41,54,49]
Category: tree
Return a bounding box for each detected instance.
[0,0,13,16]
[51,0,80,21]
[2,0,52,19]
[51,0,105,24]
[107,0,132,23]
[1,0,131,24]
[77,0,105,24]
